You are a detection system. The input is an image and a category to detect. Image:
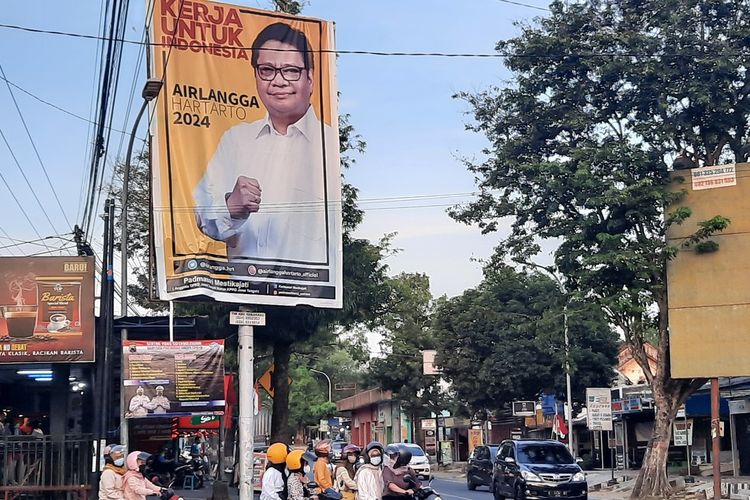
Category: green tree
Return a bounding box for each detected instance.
[431,264,617,412]
[453,1,748,495]
[368,273,446,419]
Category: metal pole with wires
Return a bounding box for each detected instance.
[518,260,576,456]
[120,79,162,317]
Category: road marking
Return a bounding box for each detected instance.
[439,493,477,500]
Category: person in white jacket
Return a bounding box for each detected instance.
[355,441,385,500]
[99,445,127,500]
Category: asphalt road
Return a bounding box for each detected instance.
[429,477,610,500]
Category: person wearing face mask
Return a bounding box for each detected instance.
[313,440,334,493]
[261,442,289,500]
[355,442,384,500]
[286,450,317,500]
[99,445,127,500]
[382,445,419,499]
[335,444,360,500]
[123,451,163,500]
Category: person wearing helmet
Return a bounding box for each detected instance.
[286,450,317,500]
[382,445,419,499]
[122,451,162,500]
[335,444,360,500]
[99,444,126,500]
[355,442,385,500]
[313,439,334,493]
[261,442,289,500]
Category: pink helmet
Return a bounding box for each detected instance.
[126,451,151,471]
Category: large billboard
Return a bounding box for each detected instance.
[667,162,750,377]
[149,1,342,308]
[123,340,225,418]
[0,256,95,363]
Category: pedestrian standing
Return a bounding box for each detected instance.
[335,444,360,500]
[355,442,384,500]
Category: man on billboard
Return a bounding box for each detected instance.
[149,385,171,414]
[194,22,334,264]
[128,387,151,417]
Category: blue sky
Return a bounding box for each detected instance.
[0,0,547,299]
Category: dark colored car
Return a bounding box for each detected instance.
[492,439,587,500]
[466,444,500,490]
[332,440,348,461]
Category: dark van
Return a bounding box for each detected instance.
[492,439,587,500]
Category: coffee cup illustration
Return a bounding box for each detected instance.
[47,313,71,333]
[2,305,37,338]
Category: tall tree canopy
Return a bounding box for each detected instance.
[369,273,446,417]
[453,0,749,496]
[432,264,617,413]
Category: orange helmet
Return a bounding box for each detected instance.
[267,442,288,465]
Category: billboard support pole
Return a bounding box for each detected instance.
[169,301,174,342]
[711,378,721,500]
[120,328,128,449]
[238,317,254,500]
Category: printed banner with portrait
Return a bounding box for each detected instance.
[0,257,95,363]
[122,340,225,418]
[149,1,343,308]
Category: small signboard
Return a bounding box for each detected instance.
[586,388,613,431]
[229,311,266,326]
[421,418,437,430]
[673,419,694,446]
[691,163,736,191]
[513,401,536,417]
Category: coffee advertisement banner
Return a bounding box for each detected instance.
[123,340,225,418]
[0,256,95,363]
[149,1,343,308]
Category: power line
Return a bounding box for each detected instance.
[0,63,72,228]
[27,245,77,257]
[0,73,137,137]
[0,167,50,247]
[3,23,745,59]
[0,127,59,235]
[497,0,550,11]
[0,234,72,251]
[0,226,19,256]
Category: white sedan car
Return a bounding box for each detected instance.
[388,443,431,480]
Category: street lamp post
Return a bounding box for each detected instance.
[522,261,575,456]
[120,78,163,317]
[310,368,332,402]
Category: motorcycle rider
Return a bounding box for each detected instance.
[99,444,127,500]
[382,445,419,499]
[335,444,360,500]
[313,440,334,493]
[286,449,318,500]
[123,451,163,500]
[260,443,289,500]
[355,441,385,500]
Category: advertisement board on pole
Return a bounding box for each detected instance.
[148,1,343,308]
[0,256,95,363]
[512,401,536,417]
[123,340,225,418]
[586,388,613,431]
[673,419,694,446]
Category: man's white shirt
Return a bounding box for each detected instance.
[194,106,337,263]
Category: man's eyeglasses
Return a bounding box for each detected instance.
[255,64,306,82]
